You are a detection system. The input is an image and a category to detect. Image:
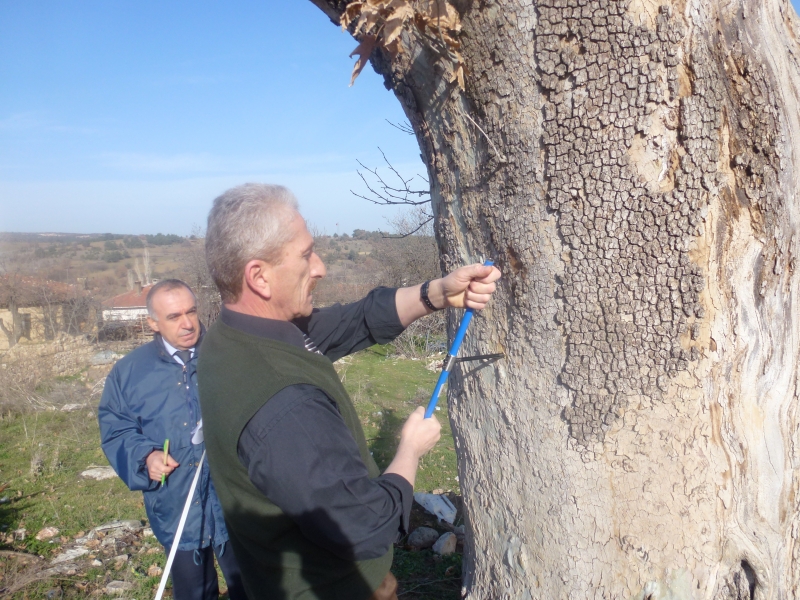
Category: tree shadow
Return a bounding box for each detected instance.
[458,355,503,380]
[370,408,405,471]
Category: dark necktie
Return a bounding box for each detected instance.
[175,350,192,365]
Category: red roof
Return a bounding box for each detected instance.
[0,274,83,308]
[102,285,154,309]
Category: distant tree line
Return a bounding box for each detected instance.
[1,232,186,247]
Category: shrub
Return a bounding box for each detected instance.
[144,233,183,246]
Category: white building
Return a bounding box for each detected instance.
[101,284,153,326]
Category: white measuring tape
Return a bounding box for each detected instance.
[154,449,206,600]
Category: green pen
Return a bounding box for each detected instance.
[161,439,170,486]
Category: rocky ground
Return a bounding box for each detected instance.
[2,519,164,597]
[2,498,465,598]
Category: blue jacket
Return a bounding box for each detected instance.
[98,334,229,551]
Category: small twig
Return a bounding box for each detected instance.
[398,576,461,596]
[459,110,508,162]
[386,119,415,135]
[0,550,43,560]
[352,148,431,209]
[4,486,54,503]
[1,571,81,597]
[379,217,434,239]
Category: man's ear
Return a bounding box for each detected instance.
[243,259,272,300]
[147,316,160,333]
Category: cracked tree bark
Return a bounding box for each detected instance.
[310,0,800,597]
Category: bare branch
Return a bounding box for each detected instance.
[385,119,415,135]
[352,148,431,209]
[379,216,434,238]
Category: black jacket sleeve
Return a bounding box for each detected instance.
[294,287,404,362]
[237,384,413,561]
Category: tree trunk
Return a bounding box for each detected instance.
[311,0,800,596]
[0,297,22,348]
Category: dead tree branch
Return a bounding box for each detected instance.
[351,148,434,238]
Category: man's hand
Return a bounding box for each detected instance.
[384,407,441,487]
[432,263,501,310]
[395,263,502,327]
[398,407,442,459]
[146,450,179,482]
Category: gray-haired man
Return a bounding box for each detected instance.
[99,279,247,600]
[198,183,500,600]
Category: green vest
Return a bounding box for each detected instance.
[198,319,392,600]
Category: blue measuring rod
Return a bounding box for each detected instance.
[424,260,495,419]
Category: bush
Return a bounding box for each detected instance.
[33,246,58,259]
[389,310,446,359]
[145,233,183,246]
[103,250,128,263]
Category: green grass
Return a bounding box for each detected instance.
[392,548,463,599]
[0,348,461,599]
[0,408,156,599]
[337,347,459,494]
[0,410,144,549]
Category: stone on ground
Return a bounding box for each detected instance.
[407,526,440,549]
[51,547,89,564]
[36,526,60,540]
[80,466,117,480]
[105,581,133,595]
[432,532,457,555]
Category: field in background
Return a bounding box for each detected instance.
[0,227,435,304]
[0,348,463,599]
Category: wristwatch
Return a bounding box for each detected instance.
[420,280,438,311]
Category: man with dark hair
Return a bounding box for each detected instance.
[98,279,247,600]
[199,183,501,599]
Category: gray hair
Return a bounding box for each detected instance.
[146,279,196,320]
[205,183,300,303]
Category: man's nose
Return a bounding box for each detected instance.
[180,314,194,330]
[312,252,326,278]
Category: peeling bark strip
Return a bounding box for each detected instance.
[310,0,800,597]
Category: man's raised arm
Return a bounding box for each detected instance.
[395,262,502,327]
[297,263,502,361]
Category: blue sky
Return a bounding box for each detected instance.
[0,2,425,235]
[2,1,799,236]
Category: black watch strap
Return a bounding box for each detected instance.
[420,280,438,311]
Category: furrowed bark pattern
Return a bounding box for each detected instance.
[536,0,721,448]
